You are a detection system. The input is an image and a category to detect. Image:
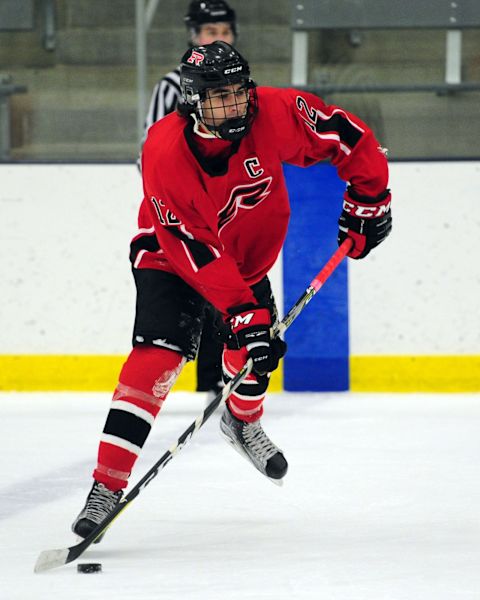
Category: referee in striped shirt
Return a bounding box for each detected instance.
[143,1,237,139]
[142,1,238,401]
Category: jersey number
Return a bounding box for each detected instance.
[151,196,181,226]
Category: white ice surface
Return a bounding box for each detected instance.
[1,391,479,600]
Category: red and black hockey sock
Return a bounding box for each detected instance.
[93,346,185,491]
[222,347,268,423]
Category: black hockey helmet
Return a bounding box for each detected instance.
[180,41,257,141]
[184,1,237,37]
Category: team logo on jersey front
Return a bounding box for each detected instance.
[218,177,272,233]
[187,50,205,66]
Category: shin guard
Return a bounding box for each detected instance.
[94,346,185,490]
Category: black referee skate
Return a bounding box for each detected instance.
[72,481,123,543]
[220,405,288,484]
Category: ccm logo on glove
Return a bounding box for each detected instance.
[342,197,391,218]
[337,186,392,260]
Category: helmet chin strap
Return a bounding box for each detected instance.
[191,113,217,139]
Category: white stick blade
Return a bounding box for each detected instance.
[269,477,284,487]
[34,548,69,573]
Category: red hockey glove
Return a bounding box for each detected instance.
[226,304,287,376]
[338,186,392,259]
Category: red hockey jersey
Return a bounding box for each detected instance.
[133,86,389,316]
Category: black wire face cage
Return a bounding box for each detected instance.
[196,79,258,142]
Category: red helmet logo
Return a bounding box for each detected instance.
[187,50,205,66]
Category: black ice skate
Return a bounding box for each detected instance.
[71,481,123,543]
[220,405,288,485]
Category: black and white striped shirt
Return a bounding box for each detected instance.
[142,66,181,143]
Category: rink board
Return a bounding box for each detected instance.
[1,162,479,392]
[282,163,349,391]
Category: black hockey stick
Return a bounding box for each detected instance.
[34,239,352,573]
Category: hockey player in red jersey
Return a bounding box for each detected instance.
[72,42,392,540]
[142,1,239,403]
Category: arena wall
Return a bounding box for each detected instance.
[1,162,478,391]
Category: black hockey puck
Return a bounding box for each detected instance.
[77,563,102,574]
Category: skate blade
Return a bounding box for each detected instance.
[219,429,284,487]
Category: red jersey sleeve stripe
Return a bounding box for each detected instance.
[313,111,363,150]
[180,240,199,273]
